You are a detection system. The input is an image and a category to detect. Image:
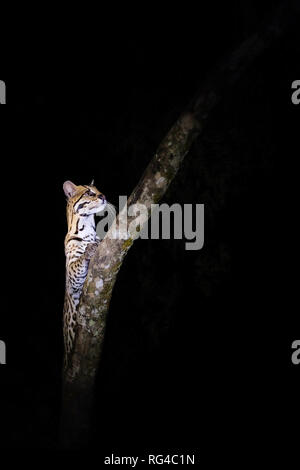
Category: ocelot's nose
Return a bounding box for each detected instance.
[98,194,106,201]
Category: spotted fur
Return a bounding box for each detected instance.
[63,180,107,368]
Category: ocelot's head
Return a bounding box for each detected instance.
[63,180,107,216]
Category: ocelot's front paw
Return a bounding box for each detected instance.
[85,242,99,259]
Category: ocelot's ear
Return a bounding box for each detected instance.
[63,181,78,198]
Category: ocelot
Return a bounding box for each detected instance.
[63,180,107,368]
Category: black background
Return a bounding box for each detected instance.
[0,0,299,460]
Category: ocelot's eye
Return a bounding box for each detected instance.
[86,190,95,197]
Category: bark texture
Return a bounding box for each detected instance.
[60,3,290,448]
